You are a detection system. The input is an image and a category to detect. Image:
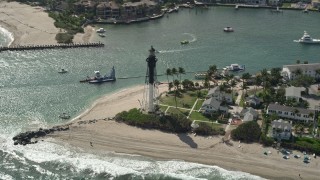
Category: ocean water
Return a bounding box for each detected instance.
[0,6,320,179]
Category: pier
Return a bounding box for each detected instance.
[0,42,104,52]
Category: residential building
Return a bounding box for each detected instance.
[96,1,120,20]
[285,86,305,102]
[245,0,267,6]
[267,103,315,123]
[245,95,261,107]
[240,107,259,122]
[271,119,292,140]
[74,0,96,13]
[206,86,233,104]
[312,0,320,8]
[201,98,228,114]
[281,63,320,80]
[268,0,279,6]
[122,0,157,20]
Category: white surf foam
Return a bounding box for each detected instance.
[0,26,14,46]
[1,137,265,179]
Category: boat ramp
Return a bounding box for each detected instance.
[0,42,104,52]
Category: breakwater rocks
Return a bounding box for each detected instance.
[12,124,71,146]
[0,42,104,52]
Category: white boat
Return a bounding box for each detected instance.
[223,27,234,32]
[294,31,320,44]
[271,6,283,13]
[98,33,105,37]
[96,28,106,33]
[58,69,68,73]
[224,64,245,72]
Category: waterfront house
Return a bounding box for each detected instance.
[312,0,320,8]
[206,86,233,104]
[201,98,228,114]
[245,95,261,107]
[96,1,120,20]
[245,0,267,6]
[122,0,158,20]
[267,103,315,123]
[240,107,259,122]
[281,63,320,80]
[285,86,305,102]
[271,119,292,140]
[74,0,96,13]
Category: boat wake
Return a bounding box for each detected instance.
[183,33,197,42]
[158,47,200,54]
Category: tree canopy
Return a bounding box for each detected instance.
[231,121,261,143]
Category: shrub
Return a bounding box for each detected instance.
[55,33,73,44]
[260,133,274,146]
[231,121,261,143]
[115,108,191,133]
[194,122,225,136]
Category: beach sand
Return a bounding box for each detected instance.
[48,84,320,180]
[0,1,93,46]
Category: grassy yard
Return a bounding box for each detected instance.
[166,107,190,117]
[194,99,205,111]
[160,90,205,109]
[189,111,215,122]
[282,3,292,8]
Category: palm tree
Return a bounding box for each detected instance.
[178,67,185,82]
[173,79,180,108]
[293,68,302,78]
[241,73,251,95]
[171,67,178,81]
[207,65,217,77]
[207,64,217,85]
[260,69,269,94]
[315,69,320,81]
[165,68,172,84]
[203,75,210,90]
[168,82,173,92]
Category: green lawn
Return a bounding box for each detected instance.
[160,91,199,108]
[166,107,189,117]
[189,111,215,122]
[194,99,204,111]
[159,105,168,112]
[282,3,292,8]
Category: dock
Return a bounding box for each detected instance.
[0,42,104,52]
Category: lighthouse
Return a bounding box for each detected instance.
[145,46,158,113]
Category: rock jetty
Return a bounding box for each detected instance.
[12,124,70,146]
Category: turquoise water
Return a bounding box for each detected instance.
[0,6,319,179]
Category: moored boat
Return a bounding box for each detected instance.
[194,72,207,79]
[96,28,106,33]
[294,31,320,44]
[181,40,189,45]
[98,33,106,37]
[223,27,234,32]
[224,64,245,72]
[81,66,116,84]
[58,69,68,73]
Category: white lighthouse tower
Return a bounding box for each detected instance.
[143,46,158,113]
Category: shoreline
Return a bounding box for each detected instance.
[38,84,319,180]
[0,1,93,46]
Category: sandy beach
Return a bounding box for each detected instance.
[47,84,320,180]
[0,1,93,46]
